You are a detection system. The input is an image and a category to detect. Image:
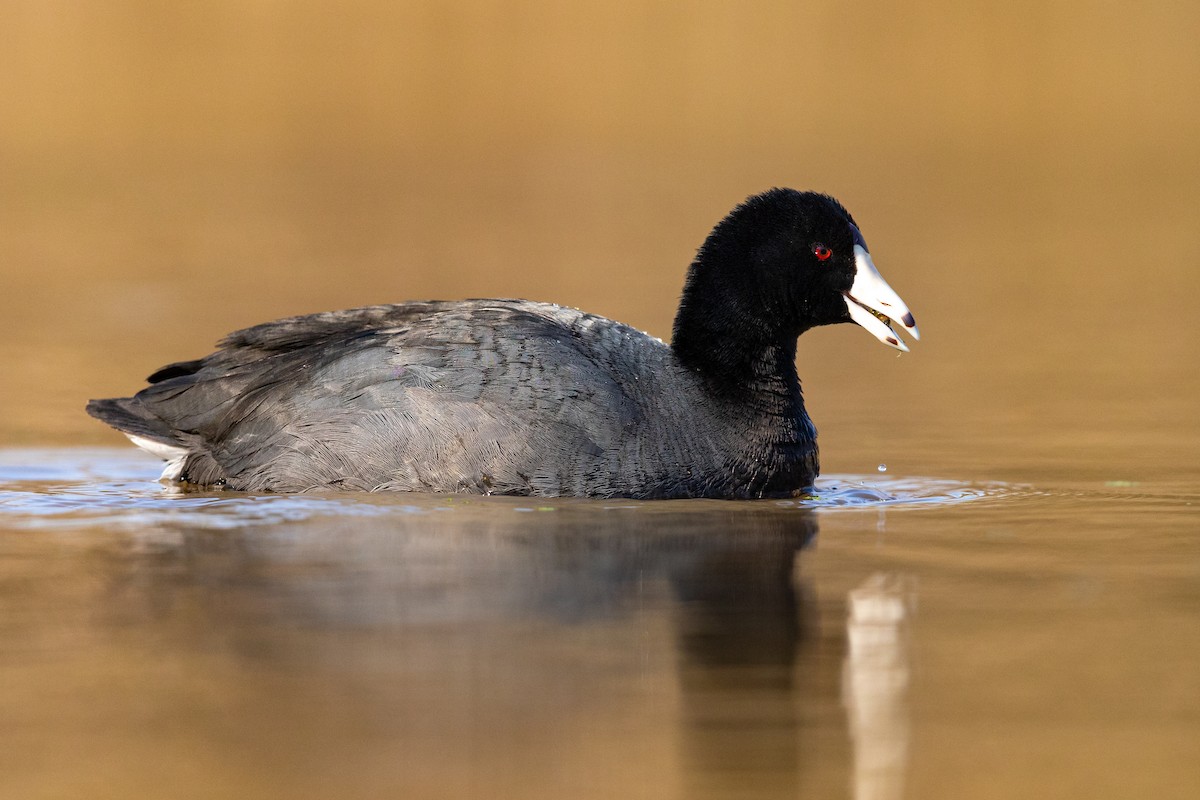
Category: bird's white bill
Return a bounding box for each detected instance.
[843,244,920,352]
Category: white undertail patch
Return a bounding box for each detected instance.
[126,434,188,482]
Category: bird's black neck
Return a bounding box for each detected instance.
[671,305,803,416]
[669,207,812,417]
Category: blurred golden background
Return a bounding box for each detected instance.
[3,1,1198,479]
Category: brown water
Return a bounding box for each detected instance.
[3,2,1200,798]
[1,455,1196,800]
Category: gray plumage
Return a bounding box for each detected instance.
[88,300,815,497]
[87,189,920,498]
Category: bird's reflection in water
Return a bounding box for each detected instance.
[89,497,903,797]
[843,573,915,800]
[670,511,822,798]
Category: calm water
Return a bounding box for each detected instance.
[1,449,1196,800]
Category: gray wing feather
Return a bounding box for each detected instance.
[99,302,652,494]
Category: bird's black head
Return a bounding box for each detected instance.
[671,189,919,383]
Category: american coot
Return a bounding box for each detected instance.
[87,189,919,499]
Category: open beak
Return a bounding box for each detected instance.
[843,244,920,352]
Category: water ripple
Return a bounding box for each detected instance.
[802,474,1025,508]
[0,448,1014,530]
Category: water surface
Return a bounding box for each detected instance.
[1,449,1195,800]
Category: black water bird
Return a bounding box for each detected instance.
[87,189,920,498]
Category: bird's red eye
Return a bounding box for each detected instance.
[812,244,833,261]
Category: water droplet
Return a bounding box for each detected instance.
[877,464,887,473]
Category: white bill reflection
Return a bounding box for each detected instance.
[843,573,916,800]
